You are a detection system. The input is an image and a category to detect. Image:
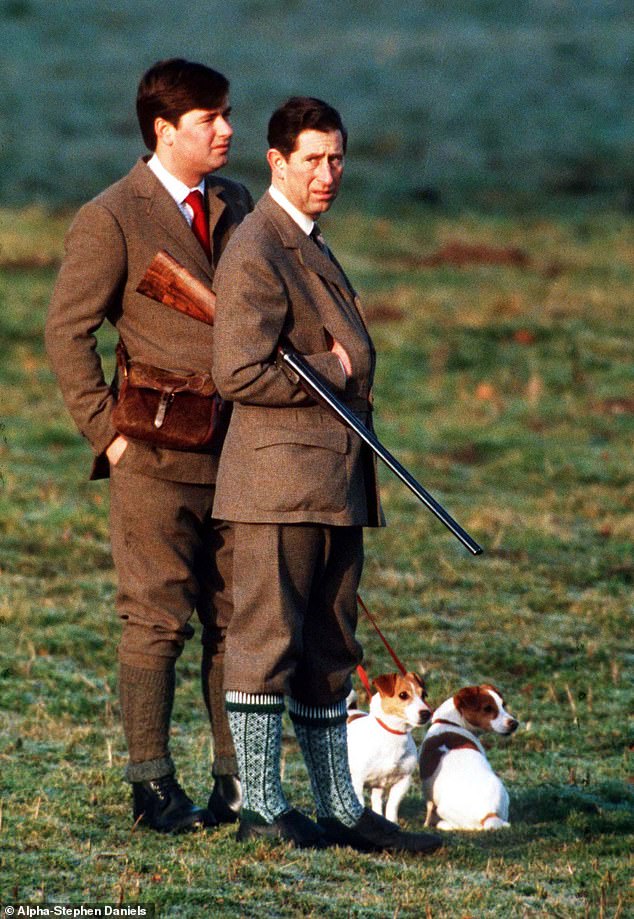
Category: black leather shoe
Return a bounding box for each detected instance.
[237,808,326,849]
[320,808,443,854]
[207,774,242,824]
[132,774,217,834]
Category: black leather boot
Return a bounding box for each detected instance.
[237,808,327,849]
[207,774,242,824]
[320,808,443,854]
[132,774,217,833]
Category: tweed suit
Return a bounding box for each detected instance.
[46,158,252,775]
[212,192,384,703]
[46,158,252,485]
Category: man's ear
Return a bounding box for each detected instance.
[155,116,176,147]
[267,147,287,180]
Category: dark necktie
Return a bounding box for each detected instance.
[184,190,211,261]
[310,223,331,259]
[312,223,355,298]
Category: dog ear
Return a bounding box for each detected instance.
[372,673,397,696]
[481,682,503,702]
[409,672,428,697]
[454,685,483,714]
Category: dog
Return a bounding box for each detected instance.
[347,671,432,823]
[419,684,518,831]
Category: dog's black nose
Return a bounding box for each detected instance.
[419,710,432,724]
[507,718,519,733]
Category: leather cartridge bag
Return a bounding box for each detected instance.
[112,340,230,452]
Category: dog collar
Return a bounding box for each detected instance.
[376,717,407,736]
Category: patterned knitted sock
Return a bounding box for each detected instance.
[225,691,289,823]
[289,698,364,827]
[119,663,175,782]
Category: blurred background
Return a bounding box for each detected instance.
[1,4,632,910]
[1,0,632,213]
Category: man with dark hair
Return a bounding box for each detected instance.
[135,58,230,151]
[266,95,348,158]
[46,58,252,833]
[212,97,442,854]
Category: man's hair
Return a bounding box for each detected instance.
[136,58,229,150]
[267,96,347,158]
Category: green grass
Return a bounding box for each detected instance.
[0,205,632,917]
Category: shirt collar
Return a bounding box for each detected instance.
[268,184,314,236]
[148,154,206,205]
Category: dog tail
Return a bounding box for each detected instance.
[481,813,510,830]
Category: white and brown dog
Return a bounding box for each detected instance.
[347,671,432,823]
[419,684,518,831]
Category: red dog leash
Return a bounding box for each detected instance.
[355,593,408,696]
[357,593,408,674]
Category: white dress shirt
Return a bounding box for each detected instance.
[147,154,205,226]
[268,184,315,236]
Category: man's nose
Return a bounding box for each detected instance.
[218,117,233,138]
[316,161,334,184]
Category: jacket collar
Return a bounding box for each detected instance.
[129,158,227,278]
[258,191,352,291]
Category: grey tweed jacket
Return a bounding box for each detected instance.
[212,192,384,527]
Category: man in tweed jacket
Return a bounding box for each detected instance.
[212,97,441,855]
[45,59,252,833]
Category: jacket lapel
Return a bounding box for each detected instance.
[259,192,370,338]
[205,177,228,239]
[259,193,347,289]
[297,233,350,289]
[130,159,213,279]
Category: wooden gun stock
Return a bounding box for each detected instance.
[136,250,216,325]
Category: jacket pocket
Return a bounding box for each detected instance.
[251,426,348,512]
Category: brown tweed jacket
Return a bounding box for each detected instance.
[212,192,384,526]
[45,158,252,482]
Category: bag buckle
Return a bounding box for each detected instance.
[154,391,174,429]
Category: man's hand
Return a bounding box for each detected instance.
[106,434,128,466]
[329,337,352,379]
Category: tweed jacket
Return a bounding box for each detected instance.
[212,192,384,527]
[45,158,253,482]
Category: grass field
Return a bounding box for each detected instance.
[0,204,632,917]
[2,1,633,209]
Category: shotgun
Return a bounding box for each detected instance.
[137,250,484,555]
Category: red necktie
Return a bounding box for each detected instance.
[184,190,211,261]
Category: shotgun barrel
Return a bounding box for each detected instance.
[136,251,483,555]
[280,348,483,556]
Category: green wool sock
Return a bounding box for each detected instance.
[119,663,175,782]
[289,698,364,827]
[226,691,289,823]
